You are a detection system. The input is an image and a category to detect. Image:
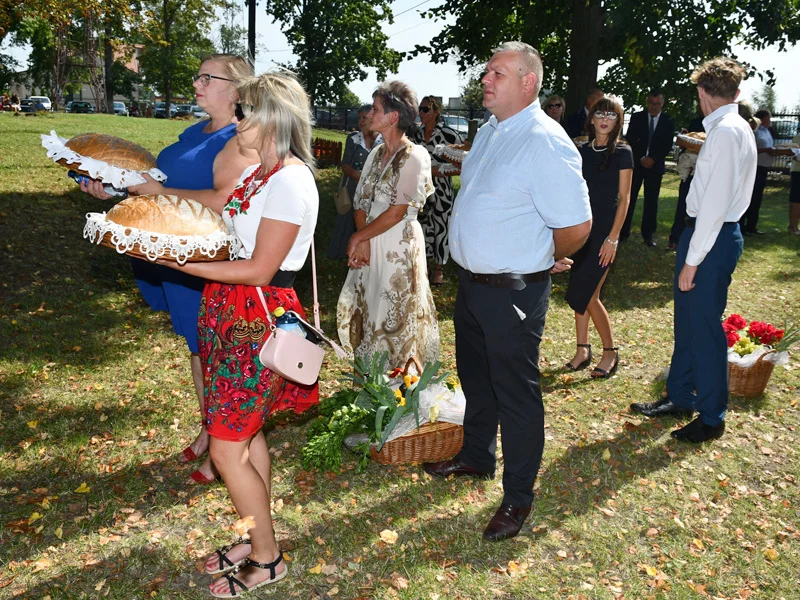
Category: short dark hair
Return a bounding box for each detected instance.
[373,80,418,131]
[754,109,771,119]
[648,88,665,98]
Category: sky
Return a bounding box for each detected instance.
[4,0,799,112]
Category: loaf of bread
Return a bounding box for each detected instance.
[107,195,227,237]
[60,133,157,172]
[676,132,706,153]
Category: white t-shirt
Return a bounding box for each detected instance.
[224,164,319,271]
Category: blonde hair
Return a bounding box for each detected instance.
[691,57,746,100]
[237,72,316,174]
[200,54,254,85]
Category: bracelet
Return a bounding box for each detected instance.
[604,237,619,246]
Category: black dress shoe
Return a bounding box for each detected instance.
[423,458,494,480]
[671,417,725,442]
[630,397,693,418]
[483,503,532,541]
[752,229,765,235]
[644,238,657,247]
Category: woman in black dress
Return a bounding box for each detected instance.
[564,96,632,378]
[411,95,462,285]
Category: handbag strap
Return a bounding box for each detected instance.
[255,236,349,360]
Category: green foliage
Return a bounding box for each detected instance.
[413,0,800,126]
[336,86,362,108]
[137,0,220,102]
[301,389,371,472]
[461,75,484,112]
[752,83,778,113]
[110,59,143,102]
[263,0,402,104]
[217,1,247,56]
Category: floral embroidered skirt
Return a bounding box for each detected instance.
[198,282,319,441]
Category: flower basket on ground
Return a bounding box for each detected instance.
[723,314,797,398]
[301,352,464,471]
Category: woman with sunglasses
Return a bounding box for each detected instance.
[543,94,567,129]
[411,95,463,285]
[156,72,318,596]
[564,96,632,378]
[80,56,315,486]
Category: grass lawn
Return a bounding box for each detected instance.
[1,111,799,600]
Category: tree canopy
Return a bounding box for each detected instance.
[413,0,800,125]
[263,0,402,105]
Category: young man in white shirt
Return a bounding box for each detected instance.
[630,57,757,442]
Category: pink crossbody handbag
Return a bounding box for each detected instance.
[255,239,348,386]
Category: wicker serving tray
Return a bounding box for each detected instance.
[95,230,232,262]
[676,133,706,154]
[728,351,776,398]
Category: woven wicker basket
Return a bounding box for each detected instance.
[728,351,776,398]
[369,356,464,465]
[370,421,463,465]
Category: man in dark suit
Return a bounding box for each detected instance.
[566,87,604,139]
[621,89,675,246]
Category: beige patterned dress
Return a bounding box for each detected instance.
[336,139,440,368]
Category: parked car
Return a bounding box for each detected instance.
[174,103,193,118]
[113,101,129,116]
[69,101,95,114]
[65,101,72,113]
[19,99,35,113]
[191,105,207,119]
[154,102,178,118]
[442,114,469,136]
[29,95,52,111]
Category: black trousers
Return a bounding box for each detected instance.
[622,166,663,241]
[740,166,768,233]
[454,268,550,507]
[669,176,693,244]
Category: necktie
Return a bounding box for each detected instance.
[647,115,655,156]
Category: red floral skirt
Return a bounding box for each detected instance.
[198,282,319,441]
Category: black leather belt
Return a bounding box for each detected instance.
[463,268,549,290]
[685,217,738,228]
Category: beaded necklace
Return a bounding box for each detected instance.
[224,161,282,217]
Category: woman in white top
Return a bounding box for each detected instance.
[157,71,318,596]
[740,108,775,234]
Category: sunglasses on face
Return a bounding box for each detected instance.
[546,103,562,109]
[192,73,234,87]
[235,103,247,121]
[593,110,619,120]
[420,106,432,113]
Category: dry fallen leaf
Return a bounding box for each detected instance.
[74,482,91,494]
[233,516,256,537]
[601,448,611,461]
[642,564,658,577]
[308,563,323,574]
[380,529,399,544]
[763,548,779,561]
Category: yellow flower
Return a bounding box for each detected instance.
[394,389,402,400]
[403,375,412,389]
[398,398,406,407]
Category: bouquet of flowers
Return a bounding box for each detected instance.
[722,314,798,397]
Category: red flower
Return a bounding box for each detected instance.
[725,331,740,347]
[722,322,738,334]
[725,314,747,330]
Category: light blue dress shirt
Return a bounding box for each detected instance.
[449,100,591,274]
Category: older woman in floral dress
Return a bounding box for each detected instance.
[337,81,439,368]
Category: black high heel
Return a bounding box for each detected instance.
[564,343,592,371]
[591,347,619,378]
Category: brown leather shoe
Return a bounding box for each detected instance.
[422,458,494,480]
[483,503,531,541]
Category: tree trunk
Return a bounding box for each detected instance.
[565,0,603,119]
[104,18,114,114]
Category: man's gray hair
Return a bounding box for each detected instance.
[492,41,544,95]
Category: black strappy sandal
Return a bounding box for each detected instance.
[205,539,251,575]
[591,347,619,379]
[564,343,592,371]
[210,552,288,598]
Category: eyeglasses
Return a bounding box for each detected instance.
[192,73,234,87]
[235,103,248,121]
[546,103,562,109]
[593,110,619,120]
[419,106,431,113]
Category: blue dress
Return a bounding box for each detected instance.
[131,120,237,353]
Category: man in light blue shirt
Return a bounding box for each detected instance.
[423,41,592,542]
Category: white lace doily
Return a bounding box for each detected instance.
[677,150,699,181]
[433,144,469,164]
[84,212,242,265]
[438,163,460,176]
[42,131,167,188]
